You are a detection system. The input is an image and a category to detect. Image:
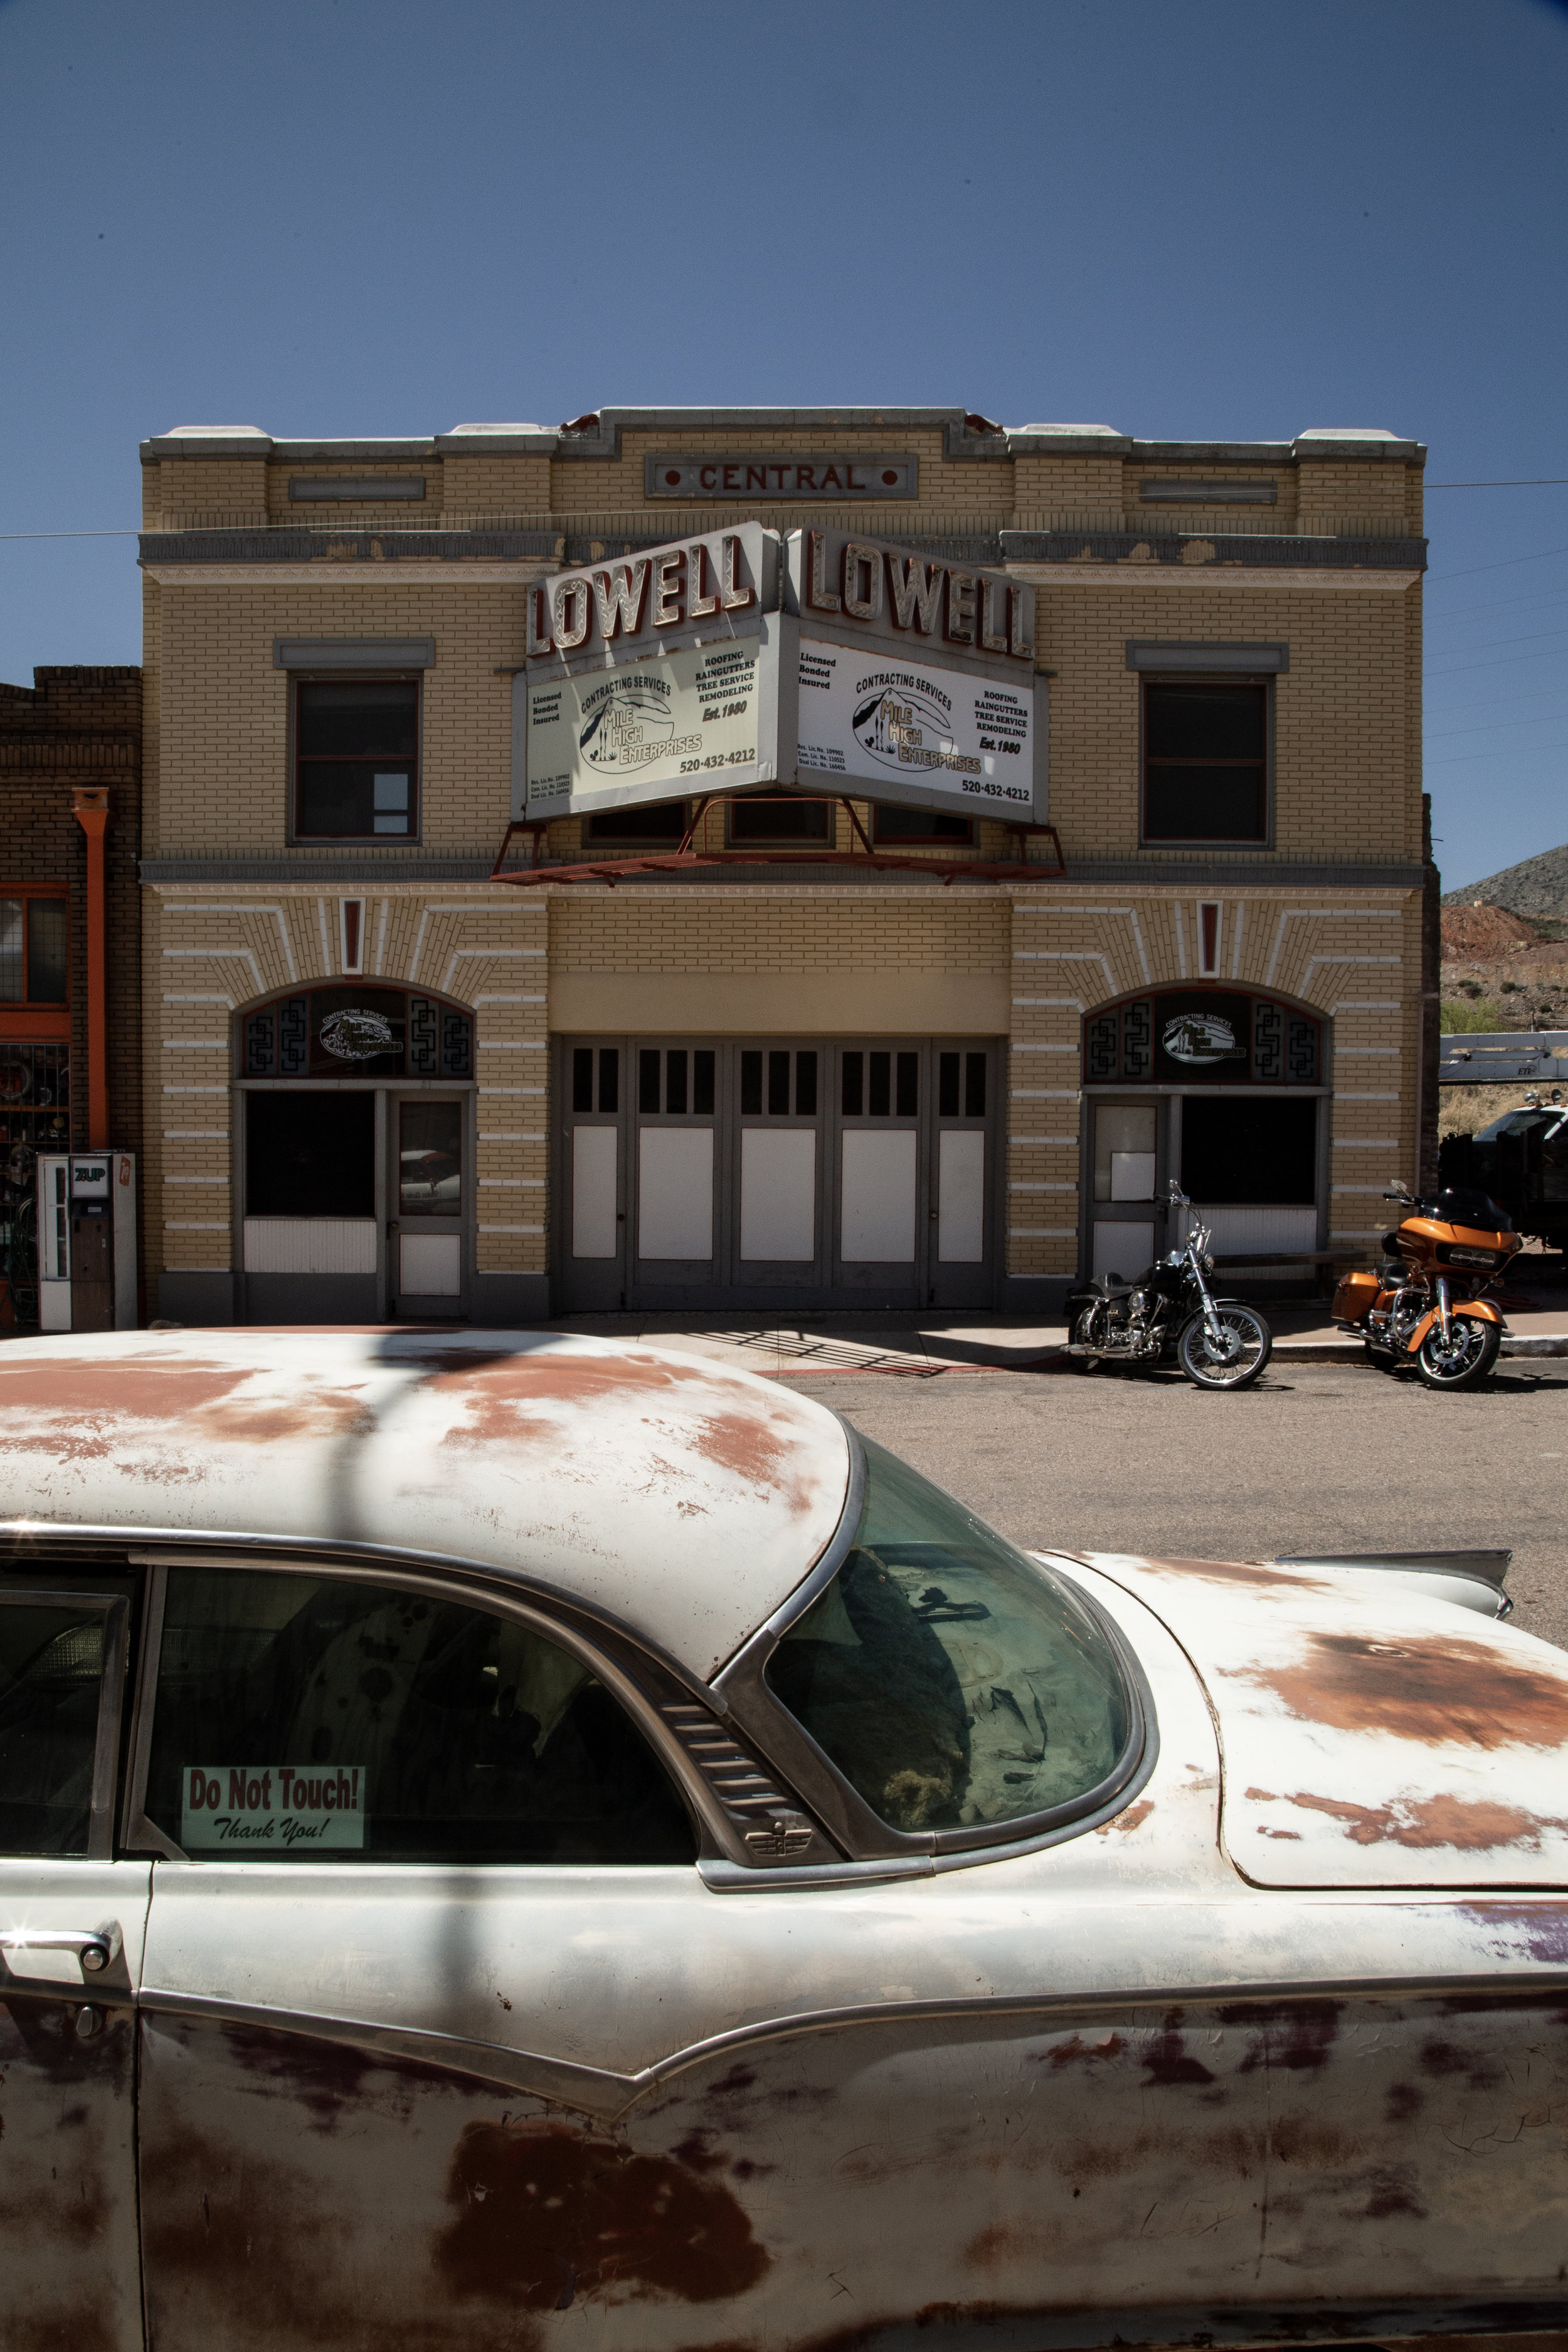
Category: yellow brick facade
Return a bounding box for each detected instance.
[139,407,1428,1323]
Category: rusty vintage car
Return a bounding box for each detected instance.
[2,1327,1567,2352]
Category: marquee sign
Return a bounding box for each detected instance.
[512,522,1048,825]
[519,524,796,822]
[787,529,1044,824]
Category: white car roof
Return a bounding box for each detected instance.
[0,1330,851,1681]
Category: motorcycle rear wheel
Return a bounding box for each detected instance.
[1414,1316,1500,1391]
[1177,1306,1272,1390]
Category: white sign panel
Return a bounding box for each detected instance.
[182,1763,367,1852]
[526,635,781,820]
[796,642,1036,820]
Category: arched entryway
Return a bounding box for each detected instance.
[1080,985,1329,1281]
[236,983,475,1322]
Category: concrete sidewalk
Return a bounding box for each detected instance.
[547,1294,1568,1375]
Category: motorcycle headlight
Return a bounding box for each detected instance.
[1203,1254,1215,1273]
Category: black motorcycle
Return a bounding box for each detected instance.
[1065,1185,1273,1390]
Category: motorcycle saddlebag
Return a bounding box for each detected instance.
[1331,1268,1381,1324]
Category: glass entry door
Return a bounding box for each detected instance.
[1087,1099,1170,1282]
[388,1095,467,1318]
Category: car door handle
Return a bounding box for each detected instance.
[0,1922,123,1974]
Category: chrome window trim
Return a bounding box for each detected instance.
[0,1585,129,1863]
[711,1420,1155,1868]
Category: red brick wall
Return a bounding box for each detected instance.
[0,666,144,1301]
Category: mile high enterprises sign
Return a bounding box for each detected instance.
[516,522,1043,825]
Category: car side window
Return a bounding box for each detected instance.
[0,1585,132,1858]
[141,1569,696,1866]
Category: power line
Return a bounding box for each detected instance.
[1428,478,1568,489]
[0,529,138,541]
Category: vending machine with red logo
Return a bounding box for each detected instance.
[36,1151,137,1331]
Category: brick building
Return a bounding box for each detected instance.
[137,410,1428,1325]
[0,665,142,1320]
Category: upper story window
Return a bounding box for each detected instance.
[584,802,689,845]
[1143,681,1268,844]
[874,805,973,845]
[294,679,419,842]
[727,795,831,846]
[0,896,67,1005]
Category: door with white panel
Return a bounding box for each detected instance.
[562,1043,626,1310]
[735,1044,823,1293]
[632,1042,721,1300]
[832,1043,924,1306]
[388,1094,469,1320]
[929,1042,997,1310]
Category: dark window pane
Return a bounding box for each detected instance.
[585,802,688,843]
[741,1051,763,1116]
[297,761,414,840]
[246,1091,375,1219]
[296,681,419,758]
[692,1049,714,1116]
[1144,684,1266,761]
[768,1051,790,1116]
[842,1052,863,1117]
[795,1051,818,1117]
[143,1569,696,1867]
[0,1606,107,1856]
[868,1052,891,1117]
[1145,764,1266,842]
[938,1053,960,1118]
[639,1049,660,1114]
[665,1050,687,1115]
[1181,1095,1317,1206]
[896,1053,918,1118]
[874,807,973,843]
[598,1047,619,1114]
[572,1048,594,1114]
[0,901,21,1000]
[730,797,830,844]
[26,902,67,1004]
[965,1053,987,1120]
[399,1099,462,1217]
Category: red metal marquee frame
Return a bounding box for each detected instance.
[490,798,1066,889]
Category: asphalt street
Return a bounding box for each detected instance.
[780,1358,1568,1649]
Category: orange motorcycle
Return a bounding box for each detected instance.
[1330,1179,1518,1391]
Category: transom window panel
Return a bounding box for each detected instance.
[142,1569,696,1866]
[243,988,472,1080]
[585,802,688,844]
[937,1052,987,1120]
[639,1047,716,1115]
[295,678,419,840]
[571,1046,620,1113]
[741,1049,818,1117]
[874,807,973,845]
[1084,993,1320,1086]
[1143,682,1267,843]
[0,896,68,1005]
[842,1051,919,1118]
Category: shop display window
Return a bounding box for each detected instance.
[1142,682,1268,843]
[726,796,831,845]
[294,679,419,841]
[584,802,688,844]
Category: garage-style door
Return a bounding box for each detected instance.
[558,1037,999,1313]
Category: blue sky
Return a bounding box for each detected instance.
[2,0,1565,893]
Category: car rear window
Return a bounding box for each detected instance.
[765,1439,1131,1835]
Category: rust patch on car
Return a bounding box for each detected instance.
[191,1386,374,1449]
[1283,1789,1568,1850]
[432,2118,770,2307]
[1106,1798,1154,1835]
[0,1355,252,1425]
[1140,2026,1216,2087]
[1030,2032,1125,2069]
[1135,1556,1332,1593]
[1217,1999,1342,2072]
[1457,1901,1568,1966]
[1237,1629,1568,1751]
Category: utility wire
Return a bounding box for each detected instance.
[0,529,139,540]
[1428,478,1568,489]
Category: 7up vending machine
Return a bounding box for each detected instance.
[37,1151,137,1332]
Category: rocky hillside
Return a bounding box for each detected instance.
[1442,839,1568,920]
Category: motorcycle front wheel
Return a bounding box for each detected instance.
[1414,1315,1501,1391]
[1177,1306,1273,1390]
